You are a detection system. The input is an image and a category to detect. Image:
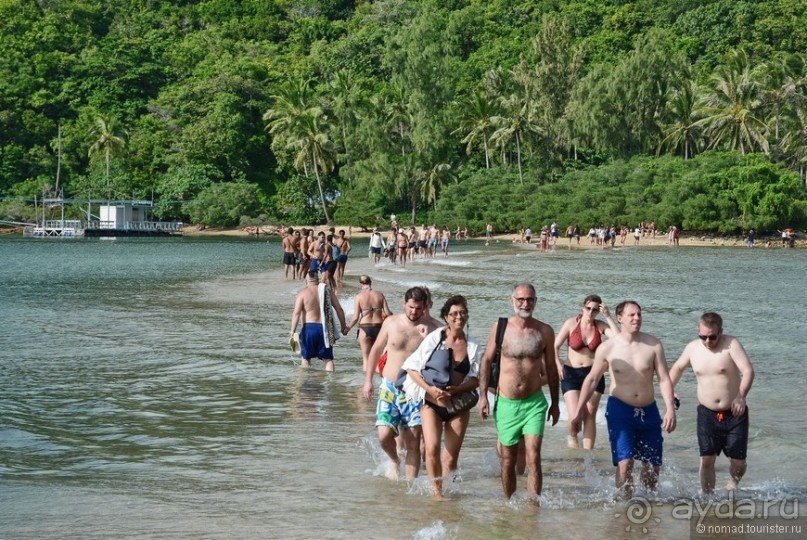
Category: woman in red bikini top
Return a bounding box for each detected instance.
[553,295,619,450]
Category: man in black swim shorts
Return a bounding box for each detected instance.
[670,312,755,494]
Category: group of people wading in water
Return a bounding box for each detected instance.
[290,263,755,503]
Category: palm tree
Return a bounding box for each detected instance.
[453,90,496,168]
[87,117,127,199]
[264,77,316,173]
[759,54,805,161]
[385,77,413,159]
[659,76,700,159]
[265,78,336,224]
[292,111,337,225]
[490,63,541,185]
[327,69,364,162]
[421,160,455,211]
[693,50,769,155]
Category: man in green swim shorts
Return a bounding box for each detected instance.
[478,283,560,504]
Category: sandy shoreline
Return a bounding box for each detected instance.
[182,224,801,249]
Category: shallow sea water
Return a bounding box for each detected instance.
[0,236,804,539]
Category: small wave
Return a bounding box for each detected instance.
[412,520,459,540]
[428,259,472,267]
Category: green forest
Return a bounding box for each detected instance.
[1,0,806,233]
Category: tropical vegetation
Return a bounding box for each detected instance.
[0,0,805,232]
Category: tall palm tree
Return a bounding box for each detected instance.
[265,78,335,224]
[87,117,127,199]
[659,76,700,159]
[489,61,542,185]
[292,111,337,225]
[264,78,316,173]
[453,90,496,168]
[385,77,412,159]
[420,161,455,212]
[328,69,364,162]
[693,50,770,155]
[759,53,805,162]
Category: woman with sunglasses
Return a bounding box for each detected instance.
[401,295,480,500]
[554,295,619,449]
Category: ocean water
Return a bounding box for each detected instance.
[0,235,805,539]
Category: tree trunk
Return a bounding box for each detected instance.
[483,134,490,169]
[312,149,332,225]
[516,132,524,185]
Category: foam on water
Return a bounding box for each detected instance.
[412,520,458,540]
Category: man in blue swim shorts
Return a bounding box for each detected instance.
[571,301,677,499]
[290,271,348,372]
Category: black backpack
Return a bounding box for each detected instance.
[489,317,508,392]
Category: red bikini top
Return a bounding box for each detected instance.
[568,315,602,352]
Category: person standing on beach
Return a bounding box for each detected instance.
[290,270,348,372]
[571,301,677,499]
[282,227,298,280]
[308,231,326,274]
[441,226,450,256]
[297,229,311,279]
[345,275,392,373]
[478,283,560,504]
[369,229,385,264]
[486,223,493,245]
[539,228,549,252]
[334,229,351,282]
[362,287,440,480]
[669,312,755,494]
[396,227,409,268]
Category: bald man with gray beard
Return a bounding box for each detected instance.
[478,282,560,504]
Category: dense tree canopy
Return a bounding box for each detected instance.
[0,0,805,231]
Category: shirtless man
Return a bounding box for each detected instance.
[478,283,560,503]
[282,227,298,280]
[334,229,351,283]
[427,225,438,257]
[571,301,677,499]
[362,287,440,480]
[396,228,409,268]
[297,228,311,279]
[321,234,338,290]
[346,275,392,372]
[417,225,428,258]
[290,271,348,372]
[308,231,326,274]
[669,312,755,494]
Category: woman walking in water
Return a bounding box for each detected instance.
[402,295,480,500]
[345,275,392,373]
[554,295,619,449]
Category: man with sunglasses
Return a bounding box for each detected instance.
[669,312,755,494]
[478,283,560,504]
[571,300,677,499]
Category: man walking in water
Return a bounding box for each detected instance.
[571,301,677,499]
[478,283,560,504]
[669,312,754,494]
[290,271,348,372]
[362,287,440,480]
